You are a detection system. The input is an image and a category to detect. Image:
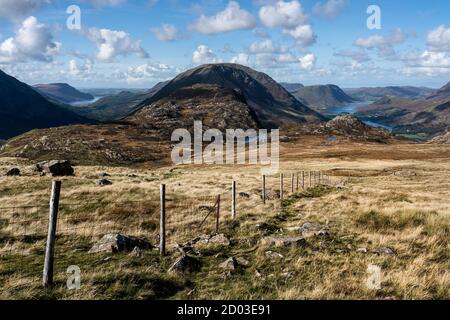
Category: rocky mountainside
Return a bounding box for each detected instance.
[33,83,94,104]
[426,82,450,101]
[344,86,435,101]
[0,69,93,140]
[292,85,355,112]
[136,64,325,127]
[428,132,450,144]
[280,82,304,92]
[322,115,391,142]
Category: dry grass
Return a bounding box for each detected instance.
[0,139,449,300]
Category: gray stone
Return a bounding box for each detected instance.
[239,192,250,199]
[220,257,240,271]
[168,255,201,273]
[260,236,306,248]
[96,179,113,186]
[36,160,74,176]
[265,251,284,259]
[288,222,329,237]
[372,247,395,255]
[207,234,230,246]
[89,233,152,254]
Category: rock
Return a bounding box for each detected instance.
[372,247,395,256]
[393,170,416,177]
[96,179,113,186]
[98,172,110,178]
[357,247,368,253]
[255,223,280,233]
[264,190,280,200]
[236,257,250,266]
[5,168,20,176]
[130,246,145,258]
[265,251,284,259]
[89,233,152,254]
[288,222,330,237]
[220,257,240,271]
[207,234,230,246]
[239,192,250,199]
[260,236,306,248]
[168,255,201,273]
[36,160,74,176]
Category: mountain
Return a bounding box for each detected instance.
[428,132,450,144]
[67,81,168,121]
[344,86,435,101]
[33,83,95,104]
[135,64,325,127]
[0,69,93,140]
[426,82,450,101]
[280,82,304,92]
[291,85,355,112]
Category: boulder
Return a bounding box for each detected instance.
[5,168,20,176]
[207,234,230,246]
[239,192,250,199]
[168,255,201,273]
[265,251,284,260]
[255,223,280,233]
[89,233,152,254]
[288,222,330,237]
[220,257,240,271]
[36,160,74,176]
[260,236,306,248]
[371,247,395,256]
[98,172,110,178]
[96,179,113,186]
[264,190,280,200]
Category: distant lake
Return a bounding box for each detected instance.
[327,102,392,131]
[69,97,101,107]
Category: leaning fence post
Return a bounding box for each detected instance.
[296,173,299,191]
[302,171,305,189]
[216,195,220,233]
[280,173,284,200]
[160,184,166,256]
[232,180,236,219]
[262,175,266,204]
[43,180,61,288]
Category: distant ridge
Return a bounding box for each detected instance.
[292,84,355,112]
[33,83,95,104]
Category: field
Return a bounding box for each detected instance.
[0,136,449,300]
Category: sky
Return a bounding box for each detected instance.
[0,0,449,89]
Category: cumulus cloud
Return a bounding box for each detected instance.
[151,24,179,41]
[192,45,222,65]
[313,0,347,19]
[190,1,256,35]
[230,53,250,65]
[83,0,126,7]
[354,28,408,57]
[401,50,450,76]
[68,59,94,77]
[83,27,148,62]
[0,16,60,64]
[259,0,308,29]
[334,49,371,63]
[299,53,316,70]
[282,24,316,46]
[427,25,450,52]
[0,0,50,21]
[126,62,178,83]
[248,39,288,54]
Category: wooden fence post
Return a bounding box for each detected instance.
[232,180,236,219]
[302,171,305,190]
[216,195,220,234]
[160,184,166,256]
[262,175,266,204]
[43,180,61,288]
[280,173,284,200]
[309,171,312,188]
[291,173,294,193]
[296,173,299,191]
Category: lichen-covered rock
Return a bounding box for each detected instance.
[36,160,74,176]
[89,233,152,254]
[168,255,201,273]
[260,236,306,248]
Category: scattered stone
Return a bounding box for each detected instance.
[220,257,240,271]
[393,170,416,177]
[207,234,230,246]
[98,172,110,178]
[36,160,74,176]
[236,257,250,266]
[130,246,145,258]
[89,233,152,254]
[96,179,113,186]
[372,247,395,256]
[260,236,306,248]
[287,222,330,237]
[255,223,279,233]
[357,247,368,253]
[281,271,294,279]
[264,190,280,200]
[5,168,20,176]
[127,174,138,178]
[168,255,201,273]
[265,251,284,260]
[239,192,250,199]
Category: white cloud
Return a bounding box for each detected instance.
[68,59,94,77]
[151,24,179,41]
[0,0,50,21]
[334,49,371,63]
[230,53,250,65]
[126,62,178,83]
[427,25,450,52]
[401,51,450,76]
[192,45,222,65]
[84,0,126,7]
[190,1,256,35]
[0,16,60,64]
[354,28,408,57]
[83,27,148,62]
[259,0,308,29]
[313,0,347,19]
[248,39,288,54]
[282,24,316,46]
[299,53,316,70]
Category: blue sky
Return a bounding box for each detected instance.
[0,0,449,88]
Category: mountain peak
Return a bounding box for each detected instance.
[33,83,94,104]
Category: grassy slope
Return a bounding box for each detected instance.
[0,139,449,300]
